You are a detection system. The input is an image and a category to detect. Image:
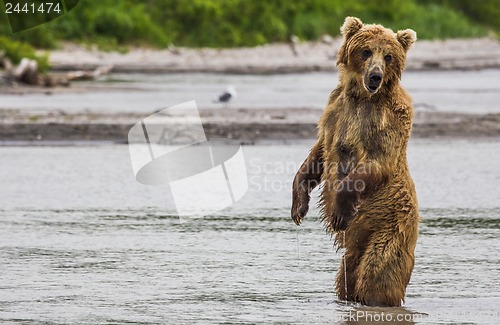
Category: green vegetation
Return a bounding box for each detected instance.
[0,0,498,53]
[0,36,49,72]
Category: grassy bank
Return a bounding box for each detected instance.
[0,37,49,72]
[0,0,498,52]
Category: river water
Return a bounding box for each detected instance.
[1,69,500,114]
[1,139,499,324]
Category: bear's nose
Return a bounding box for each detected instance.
[369,73,382,85]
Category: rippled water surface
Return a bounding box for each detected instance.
[1,140,499,324]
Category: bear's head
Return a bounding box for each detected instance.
[337,17,416,96]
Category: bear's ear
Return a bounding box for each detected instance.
[397,29,417,51]
[337,17,363,66]
[340,16,363,39]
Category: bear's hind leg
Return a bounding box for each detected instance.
[335,231,364,303]
[353,224,418,307]
[335,255,358,302]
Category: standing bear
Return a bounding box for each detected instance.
[291,17,419,307]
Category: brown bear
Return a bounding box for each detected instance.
[291,17,419,307]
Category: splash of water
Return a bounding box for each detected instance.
[343,231,348,305]
[296,226,300,268]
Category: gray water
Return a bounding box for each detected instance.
[1,139,500,324]
[1,70,500,114]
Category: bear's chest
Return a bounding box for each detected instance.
[337,104,393,157]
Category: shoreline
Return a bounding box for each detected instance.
[3,38,500,144]
[47,38,500,74]
[1,109,500,145]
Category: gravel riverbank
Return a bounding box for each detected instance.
[1,108,499,144]
[48,38,500,74]
[2,38,500,144]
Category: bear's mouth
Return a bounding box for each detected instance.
[364,70,383,94]
[365,84,379,93]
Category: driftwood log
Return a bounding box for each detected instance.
[66,64,113,81]
[0,55,113,87]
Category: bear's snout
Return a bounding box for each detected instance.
[365,69,383,93]
[369,73,382,85]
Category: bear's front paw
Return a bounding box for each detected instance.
[332,193,359,231]
[291,197,309,226]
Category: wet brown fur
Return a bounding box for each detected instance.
[291,17,419,307]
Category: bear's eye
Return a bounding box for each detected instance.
[362,49,372,59]
[384,54,392,64]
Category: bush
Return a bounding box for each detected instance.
[0,36,49,72]
[0,0,498,49]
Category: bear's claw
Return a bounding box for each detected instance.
[332,197,359,231]
[291,202,308,226]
